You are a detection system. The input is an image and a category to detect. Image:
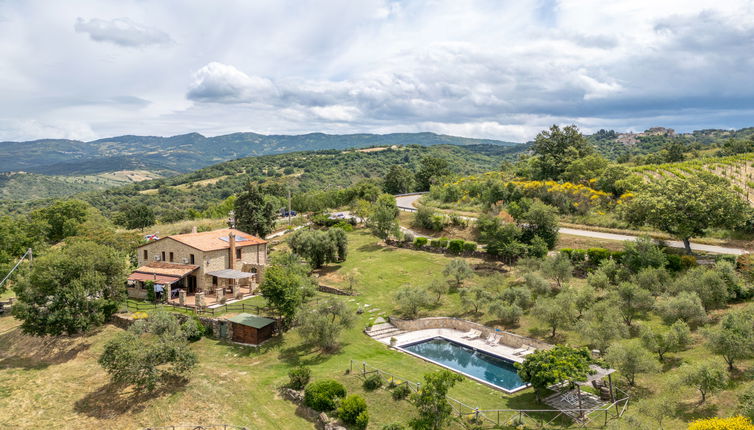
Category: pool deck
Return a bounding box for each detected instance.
[375,327,530,364]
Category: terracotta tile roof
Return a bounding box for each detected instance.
[168,228,267,252]
[131,261,199,277]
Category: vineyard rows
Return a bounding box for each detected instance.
[632,153,754,204]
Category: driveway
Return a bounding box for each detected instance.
[395,194,748,255]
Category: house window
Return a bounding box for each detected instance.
[236,248,241,260]
[212,276,218,286]
[190,254,195,264]
[161,251,166,261]
[143,250,148,260]
[169,252,174,262]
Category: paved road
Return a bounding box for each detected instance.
[395,194,748,255]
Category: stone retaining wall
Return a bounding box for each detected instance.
[111,312,236,340]
[318,284,356,296]
[388,316,551,350]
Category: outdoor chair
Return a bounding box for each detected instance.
[485,334,500,346]
[462,329,482,339]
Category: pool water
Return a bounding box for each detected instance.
[400,337,526,392]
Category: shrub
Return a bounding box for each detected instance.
[571,249,587,263]
[392,383,411,400]
[363,373,383,390]
[462,241,477,252]
[688,416,754,430]
[680,255,698,269]
[355,410,370,430]
[145,280,156,302]
[304,379,346,411]
[610,251,625,263]
[587,248,610,265]
[332,221,353,232]
[382,424,406,430]
[337,394,368,427]
[665,254,682,272]
[437,237,449,248]
[560,248,573,259]
[288,366,311,390]
[430,239,441,247]
[448,239,465,254]
[403,232,414,243]
[414,237,428,247]
[181,318,206,342]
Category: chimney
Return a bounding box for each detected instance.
[228,231,236,270]
[191,226,197,234]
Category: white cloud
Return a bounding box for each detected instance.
[74,17,172,47]
[0,0,752,142]
[310,105,361,121]
[187,62,277,103]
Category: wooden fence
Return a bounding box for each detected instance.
[123,300,264,317]
[350,360,629,429]
[143,425,248,430]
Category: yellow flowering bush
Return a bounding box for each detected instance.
[688,416,754,430]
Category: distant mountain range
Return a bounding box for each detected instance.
[0,132,519,175]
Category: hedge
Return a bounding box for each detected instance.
[414,237,428,247]
[448,239,465,254]
[462,242,477,252]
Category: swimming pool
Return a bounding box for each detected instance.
[399,337,527,392]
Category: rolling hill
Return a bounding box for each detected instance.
[0,143,525,217]
[0,131,519,175]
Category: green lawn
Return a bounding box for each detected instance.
[3,228,750,429]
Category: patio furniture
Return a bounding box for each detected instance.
[485,334,500,346]
[562,391,580,406]
[462,329,482,339]
[512,345,532,356]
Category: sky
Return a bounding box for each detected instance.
[1,0,753,143]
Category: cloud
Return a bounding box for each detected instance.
[310,105,361,121]
[0,1,752,143]
[74,17,172,47]
[186,62,277,103]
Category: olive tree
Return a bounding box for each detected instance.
[442,259,473,289]
[297,298,354,353]
[99,311,198,392]
[680,360,729,404]
[640,320,691,362]
[605,339,659,386]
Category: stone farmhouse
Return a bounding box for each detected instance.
[127,227,267,307]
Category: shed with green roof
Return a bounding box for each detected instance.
[228,313,276,345]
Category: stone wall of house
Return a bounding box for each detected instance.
[137,238,201,267]
[388,316,551,350]
[126,286,148,300]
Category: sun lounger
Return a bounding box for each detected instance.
[512,345,534,356]
[462,329,482,339]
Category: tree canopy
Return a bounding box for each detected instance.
[623,173,748,253]
[98,311,198,392]
[12,240,127,336]
[531,124,593,180]
[516,345,593,401]
[234,183,277,238]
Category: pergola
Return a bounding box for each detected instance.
[206,269,255,280]
[544,364,617,422]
